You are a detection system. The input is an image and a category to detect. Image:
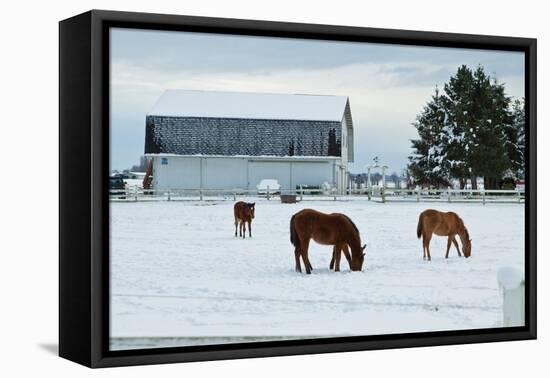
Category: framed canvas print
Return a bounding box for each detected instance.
[59,10,536,368]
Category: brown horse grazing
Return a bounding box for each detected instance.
[416,209,472,261]
[329,244,352,271]
[234,201,255,238]
[290,209,366,274]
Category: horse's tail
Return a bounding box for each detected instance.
[417,213,423,239]
[290,214,299,247]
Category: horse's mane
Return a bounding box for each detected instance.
[463,226,470,240]
[457,215,469,240]
[340,214,360,236]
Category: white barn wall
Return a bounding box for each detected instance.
[341,116,349,167]
[291,161,334,189]
[152,156,338,191]
[204,158,248,189]
[248,161,292,190]
[152,156,201,189]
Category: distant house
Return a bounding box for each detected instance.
[144,89,355,193]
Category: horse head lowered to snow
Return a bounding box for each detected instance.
[416,209,471,261]
[290,209,366,274]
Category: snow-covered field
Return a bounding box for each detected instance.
[110,199,524,350]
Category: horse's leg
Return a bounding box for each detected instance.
[330,247,336,270]
[242,221,246,239]
[294,246,302,273]
[334,244,343,272]
[423,232,432,261]
[342,245,352,269]
[301,239,312,274]
[248,220,252,237]
[445,236,452,259]
[306,251,313,272]
[234,217,238,237]
[238,220,242,237]
[452,237,462,257]
[422,235,426,260]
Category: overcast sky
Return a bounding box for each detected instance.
[110,28,524,173]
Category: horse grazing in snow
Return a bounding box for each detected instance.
[290,209,366,274]
[416,209,472,261]
[234,201,255,238]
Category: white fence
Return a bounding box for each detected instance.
[367,188,525,204]
[110,186,525,204]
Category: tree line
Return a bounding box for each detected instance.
[408,65,525,190]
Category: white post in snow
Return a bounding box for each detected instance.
[497,266,525,327]
[366,166,372,201]
[381,166,386,203]
[266,186,270,200]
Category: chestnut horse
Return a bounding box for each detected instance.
[416,209,471,261]
[290,209,365,274]
[234,201,255,238]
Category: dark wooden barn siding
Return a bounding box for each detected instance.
[145,116,342,157]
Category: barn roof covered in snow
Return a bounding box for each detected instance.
[148,89,350,122]
[145,90,354,161]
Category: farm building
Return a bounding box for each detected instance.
[144,89,355,193]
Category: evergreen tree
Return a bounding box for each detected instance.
[470,73,512,189]
[409,64,522,189]
[408,87,450,187]
[507,98,526,177]
[441,65,475,188]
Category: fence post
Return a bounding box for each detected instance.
[482,190,486,205]
[381,188,386,203]
[497,267,525,327]
[266,186,270,200]
[447,186,451,203]
[134,186,138,202]
[416,189,420,202]
[517,188,521,204]
[233,191,236,201]
[167,188,171,202]
[199,189,203,201]
[300,185,303,202]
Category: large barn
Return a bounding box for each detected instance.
[144,89,354,193]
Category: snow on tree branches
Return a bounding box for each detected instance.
[408,65,525,189]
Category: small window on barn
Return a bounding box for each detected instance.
[161,157,168,165]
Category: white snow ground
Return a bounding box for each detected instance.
[110,199,524,350]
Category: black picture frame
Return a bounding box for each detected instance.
[59,9,537,368]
